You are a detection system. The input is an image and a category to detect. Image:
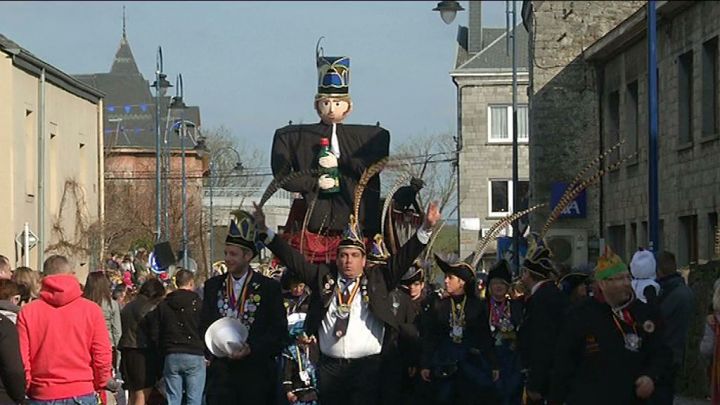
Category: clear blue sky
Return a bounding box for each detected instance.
[0,1,520,158]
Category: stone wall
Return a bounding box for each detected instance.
[599,1,720,264]
[457,73,530,260]
[526,0,646,261]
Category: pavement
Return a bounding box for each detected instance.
[676,396,711,405]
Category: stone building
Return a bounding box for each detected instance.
[522,0,646,266]
[0,34,104,279]
[585,1,720,265]
[524,0,719,266]
[453,1,530,263]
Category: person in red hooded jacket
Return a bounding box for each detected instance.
[17,255,112,405]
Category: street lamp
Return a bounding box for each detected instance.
[208,147,243,268]
[151,46,172,242]
[433,1,464,25]
[170,74,188,268]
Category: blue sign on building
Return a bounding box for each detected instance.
[550,182,587,218]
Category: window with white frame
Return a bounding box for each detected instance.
[488,179,530,217]
[488,105,529,143]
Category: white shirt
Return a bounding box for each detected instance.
[330,123,341,158]
[319,277,384,359]
[231,271,249,299]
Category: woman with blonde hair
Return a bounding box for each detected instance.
[700,280,720,402]
[12,266,40,303]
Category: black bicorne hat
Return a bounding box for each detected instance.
[488,260,512,285]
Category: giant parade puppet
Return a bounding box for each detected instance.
[270,39,390,263]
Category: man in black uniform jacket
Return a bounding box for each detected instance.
[517,235,568,404]
[200,211,287,405]
[253,201,440,405]
[548,246,671,405]
[271,46,389,235]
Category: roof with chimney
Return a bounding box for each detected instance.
[73,15,201,150]
[453,18,529,73]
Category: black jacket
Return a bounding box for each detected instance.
[267,232,426,341]
[656,272,695,367]
[517,281,568,396]
[271,122,390,234]
[420,293,497,371]
[119,295,160,350]
[549,297,672,405]
[0,314,24,404]
[148,289,204,356]
[200,271,287,363]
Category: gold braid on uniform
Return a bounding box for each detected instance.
[259,168,319,207]
[353,157,389,221]
[472,204,547,269]
[541,153,632,238]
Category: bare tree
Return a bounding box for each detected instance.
[388,132,458,216]
[203,126,264,189]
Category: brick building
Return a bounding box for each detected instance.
[523,0,720,266]
[453,1,530,263]
[75,26,207,266]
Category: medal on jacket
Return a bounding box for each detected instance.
[449,296,467,343]
[335,278,361,319]
[612,311,642,352]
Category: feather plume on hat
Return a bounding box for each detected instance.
[471,204,546,269]
[259,167,318,208]
[339,158,388,253]
[541,140,632,238]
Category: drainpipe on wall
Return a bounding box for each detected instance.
[596,65,605,254]
[96,99,105,270]
[37,68,46,272]
[452,76,463,254]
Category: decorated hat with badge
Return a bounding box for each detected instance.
[594,245,629,281]
[521,233,556,279]
[367,233,391,265]
[226,209,259,257]
[315,37,350,99]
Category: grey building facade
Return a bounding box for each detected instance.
[524,0,720,266]
[454,1,530,264]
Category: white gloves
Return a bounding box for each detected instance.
[318,153,338,169]
[318,174,337,190]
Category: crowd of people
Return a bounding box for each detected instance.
[0,204,712,405]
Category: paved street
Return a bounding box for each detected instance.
[676,397,710,405]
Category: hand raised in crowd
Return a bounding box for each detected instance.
[635,375,655,399]
[286,391,298,403]
[297,334,316,345]
[422,201,441,230]
[252,202,268,233]
[420,368,432,383]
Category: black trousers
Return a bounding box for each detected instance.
[318,354,382,405]
[205,357,276,405]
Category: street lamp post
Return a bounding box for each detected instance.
[507,0,521,274]
[151,47,172,242]
[208,148,243,268]
[170,75,189,268]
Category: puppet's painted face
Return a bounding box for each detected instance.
[316,97,352,124]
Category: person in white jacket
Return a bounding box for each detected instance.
[630,249,660,304]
